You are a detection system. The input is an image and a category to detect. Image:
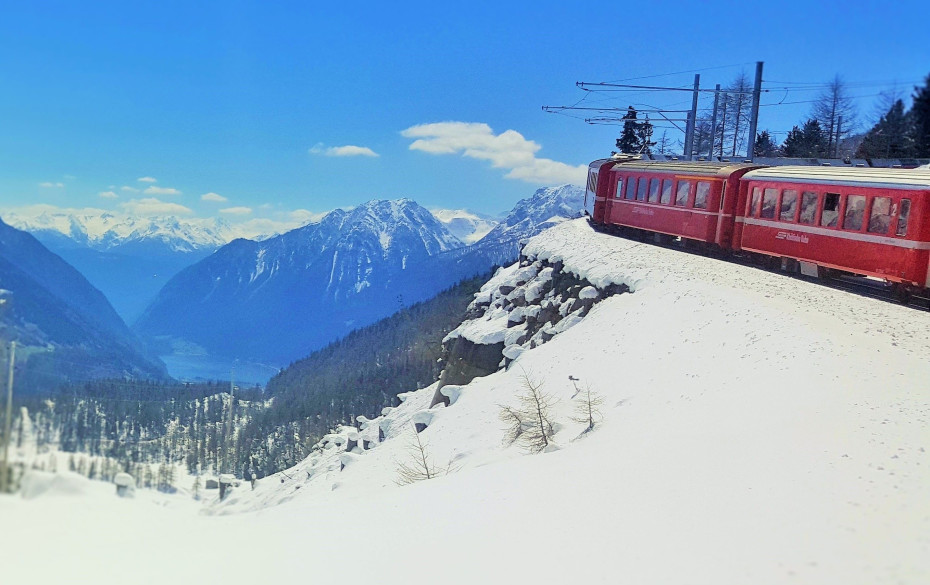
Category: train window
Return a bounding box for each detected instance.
[648,178,661,203]
[661,179,673,204]
[779,190,798,222]
[799,191,818,224]
[868,197,892,234]
[615,178,623,199]
[820,193,840,227]
[750,187,762,216]
[761,188,778,219]
[625,177,637,200]
[637,177,649,201]
[675,181,691,207]
[843,194,866,231]
[694,181,711,209]
[896,199,911,236]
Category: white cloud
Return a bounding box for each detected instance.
[220,206,253,216]
[201,192,228,202]
[144,186,182,196]
[309,143,379,157]
[39,182,64,188]
[121,185,139,193]
[98,191,119,199]
[137,176,157,183]
[400,121,587,186]
[119,198,193,216]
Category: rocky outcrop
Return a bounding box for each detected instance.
[430,256,627,406]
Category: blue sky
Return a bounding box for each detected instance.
[1,0,927,228]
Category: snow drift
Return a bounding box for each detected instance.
[3,218,929,584]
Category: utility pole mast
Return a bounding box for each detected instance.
[710,84,721,159]
[684,74,701,159]
[1,341,16,494]
[746,61,764,160]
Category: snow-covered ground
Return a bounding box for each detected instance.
[2,218,929,584]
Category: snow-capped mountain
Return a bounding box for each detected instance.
[429,208,499,243]
[478,184,584,249]
[0,218,166,390]
[134,199,465,365]
[1,210,249,323]
[2,209,234,253]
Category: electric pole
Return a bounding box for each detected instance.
[746,61,764,160]
[710,84,721,159]
[1,341,16,494]
[684,74,701,159]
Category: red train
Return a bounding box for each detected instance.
[585,158,930,295]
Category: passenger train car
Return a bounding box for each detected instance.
[585,158,930,294]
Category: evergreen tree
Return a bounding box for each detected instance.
[909,74,930,157]
[635,115,656,156]
[615,107,641,154]
[781,119,828,157]
[856,99,912,159]
[753,130,778,157]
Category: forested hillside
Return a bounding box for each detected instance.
[231,272,491,476]
[8,272,490,486]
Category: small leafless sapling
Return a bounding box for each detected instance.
[570,383,603,433]
[500,372,557,452]
[395,424,443,485]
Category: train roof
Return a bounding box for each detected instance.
[607,160,760,177]
[743,166,930,190]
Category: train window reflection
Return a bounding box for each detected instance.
[896,199,911,236]
[750,187,762,216]
[615,179,623,199]
[648,178,661,203]
[799,191,818,224]
[780,190,798,222]
[761,188,778,219]
[661,179,673,204]
[868,197,891,234]
[694,181,710,209]
[843,195,866,231]
[637,177,648,201]
[625,177,637,200]
[675,181,691,207]
[821,193,840,227]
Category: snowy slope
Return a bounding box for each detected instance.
[3,218,929,584]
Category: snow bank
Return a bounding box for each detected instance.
[4,218,930,585]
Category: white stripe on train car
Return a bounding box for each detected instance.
[742,217,930,250]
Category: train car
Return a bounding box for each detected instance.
[590,160,762,248]
[584,158,617,221]
[738,166,930,289]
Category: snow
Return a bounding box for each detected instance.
[3,218,929,584]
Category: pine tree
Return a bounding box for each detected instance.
[781,119,827,157]
[856,99,912,159]
[753,130,778,157]
[615,107,641,154]
[909,74,930,157]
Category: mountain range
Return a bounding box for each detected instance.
[0,211,240,323]
[5,185,584,381]
[0,218,167,392]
